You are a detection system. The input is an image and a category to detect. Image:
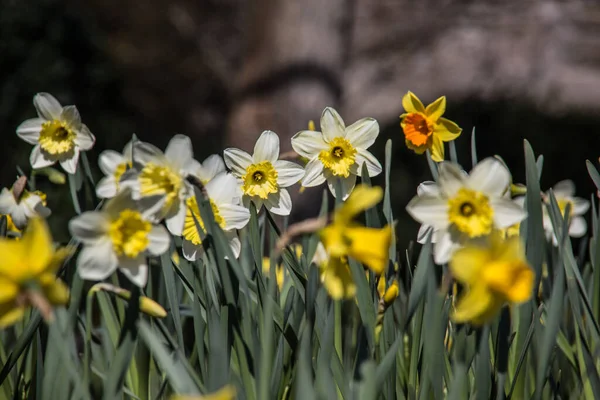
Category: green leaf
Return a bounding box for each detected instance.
[161,250,184,347]
[405,233,432,325]
[471,127,478,167]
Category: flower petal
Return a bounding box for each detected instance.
[227,234,241,258]
[253,130,280,163]
[321,107,346,142]
[220,204,250,230]
[69,212,110,244]
[449,245,488,284]
[573,198,590,216]
[425,96,446,121]
[16,118,43,144]
[355,149,382,177]
[61,106,82,130]
[95,177,118,199]
[274,160,304,187]
[433,229,456,265]
[452,284,499,325]
[182,239,203,261]
[335,185,382,222]
[417,181,440,196]
[327,174,356,200]
[165,134,193,171]
[223,148,253,177]
[301,158,326,187]
[291,130,328,159]
[59,148,80,174]
[429,135,445,162]
[205,173,242,205]
[406,195,449,229]
[435,118,462,141]
[30,145,55,170]
[165,201,186,236]
[118,256,148,287]
[147,225,170,256]
[553,180,575,197]
[98,150,124,176]
[345,118,379,149]
[199,154,226,182]
[77,240,118,281]
[401,91,426,114]
[75,124,95,151]
[437,162,465,198]
[0,189,16,215]
[265,189,292,216]
[133,141,165,165]
[417,225,434,244]
[569,216,587,237]
[491,197,528,229]
[467,158,510,196]
[33,93,62,120]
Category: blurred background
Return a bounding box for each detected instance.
[2,0,600,245]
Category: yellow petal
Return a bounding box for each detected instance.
[170,385,237,400]
[429,135,445,162]
[22,217,54,275]
[377,275,386,299]
[434,118,462,141]
[452,284,500,325]
[494,236,525,263]
[401,91,426,114]
[425,96,446,121]
[0,278,19,303]
[40,275,70,306]
[449,246,489,285]
[345,225,392,275]
[320,225,348,258]
[383,280,399,306]
[0,239,26,280]
[321,257,356,300]
[405,138,430,155]
[0,301,25,328]
[335,185,383,223]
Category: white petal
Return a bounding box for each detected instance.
[33,93,62,120]
[220,204,250,230]
[199,154,226,182]
[417,181,440,196]
[10,205,28,230]
[467,158,510,196]
[23,195,50,218]
[133,141,165,165]
[165,201,186,236]
[274,160,305,187]
[553,180,575,197]
[59,148,80,174]
[406,196,450,228]
[244,196,263,212]
[437,162,466,198]
[95,177,117,199]
[77,240,118,281]
[345,117,379,149]
[118,256,148,287]
[69,212,110,244]
[147,225,170,256]
[75,124,95,151]
[253,130,279,163]
[433,230,456,265]
[301,158,326,187]
[569,217,587,238]
[223,148,253,177]
[228,235,241,259]
[265,189,292,216]
[572,198,590,216]
[326,174,356,200]
[417,225,434,244]
[16,118,43,144]
[491,197,528,229]
[205,173,241,205]
[98,150,124,175]
[61,106,82,130]
[30,145,55,170]
[290,130,328,159]
[182,239,204,261]
[320,107,346,142]
[165,134,193,171]
[355,149,382,177]
[0,189,16,215]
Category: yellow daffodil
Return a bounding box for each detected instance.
[16,92,95,174]
[170,385,236,400]
[0,177,50,230]
[319,185,392,299]
[0,217,70,327]
[69,189,170,287]
[406,158,526,264]
[400,91,461,162]
[224,130,304,216]
[450,233,534,325]
[291,107,382,199]
[542,180,589,244]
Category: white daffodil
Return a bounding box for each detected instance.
[543,180,589,244]
[188,154,227,185]
[96,141,133,199]
[16,93,95,174]
[182,172,250,261]
[121,135,196,236]
[291,107,382,199]
[0,180,50,230]
[224,130,304,215]
[69,189,170,287]
[406,158,527,264]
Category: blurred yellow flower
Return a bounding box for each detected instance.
[170,385,236,400]
[0,218,70,327]
[400,91,462,162]
[89,283,167,318]
[449,233,534,325]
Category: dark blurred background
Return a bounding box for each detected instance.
[2,0,600,245]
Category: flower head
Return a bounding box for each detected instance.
[0,217,70,327]
[96,141,133,198]
[291,107,382,199]
[182,172,250,261]
[0,177,51,230]
[69,189,170,287]
[224,130,304,215]
[450,233,534,325]
[542,180,589,244]
[16,93,95,174]
[406,158,527,264]
[400,91,461,162]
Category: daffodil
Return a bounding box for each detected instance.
[121,135,196,236]
[188,154,227,185]
[291,107,382,199]
[319,185,392,299]
[400,91,461,162]
[0,177,50,230]
[69,189,170,287]
[16,93,95,174]
[542,180,589,244]
[0,217,70,327]
[450,233,534,325]
[182,172,250,261]
[224,131,304,215]
[96,141,133,198]
[406,158,527,264]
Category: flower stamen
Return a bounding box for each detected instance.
[242,161,278,199]
[38,120,76,155]
[319,137,357,177]
[448,188,494,237]
[109,209,151,258]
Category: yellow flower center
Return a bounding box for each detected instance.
[38,120,76,155]
[402,113,433,147]
[242,161,279,199]
[113,162,132,190]
[182,196,225,245]
[139,163,182,211]
[18,190,47,206]
[108,209,151,258]
[557,199,574,222]
[318,137,357,178]
[448,188,494,238]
